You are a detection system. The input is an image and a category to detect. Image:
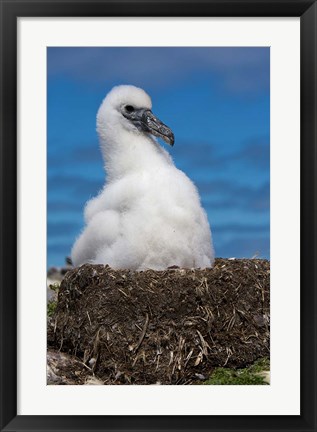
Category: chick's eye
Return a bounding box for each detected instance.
[125,105,135,113]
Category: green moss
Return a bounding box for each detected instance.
[47,282,59,317]
[47,301,57,317]
[203,357,270,385]
[248,357,270,373]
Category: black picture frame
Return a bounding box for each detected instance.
[1,1,316,431]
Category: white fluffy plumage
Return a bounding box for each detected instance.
[71,85,214,270]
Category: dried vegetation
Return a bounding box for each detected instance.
[48,258,270,385]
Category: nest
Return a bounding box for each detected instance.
[48,258,270,385]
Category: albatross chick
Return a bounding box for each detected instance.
[71,85,214,270]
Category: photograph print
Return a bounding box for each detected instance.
[47,47,270,385]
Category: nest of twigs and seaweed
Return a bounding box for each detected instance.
[47,258,270,385]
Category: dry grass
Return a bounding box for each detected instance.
[48,258,270,385]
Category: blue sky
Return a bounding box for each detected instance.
[47,47,270,267]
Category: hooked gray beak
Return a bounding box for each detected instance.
[123,106,174,146]
[141,110,174,146]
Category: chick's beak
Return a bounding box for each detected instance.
[141,110,175,146]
